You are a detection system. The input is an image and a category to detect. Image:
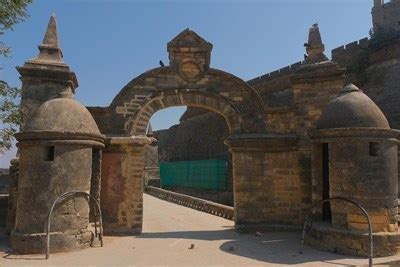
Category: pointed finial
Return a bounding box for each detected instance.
[36,14,63,63]
[308,23,323,51]
[42,14,59,48]
[304,23,328,64]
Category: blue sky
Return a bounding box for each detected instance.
[1,0,373,167]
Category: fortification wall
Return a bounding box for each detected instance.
[373,0,400,32]
[332,37,400,130]
[248,61,303,86]
[331,37,369,68]
[155,111,230,162]
[154,110,233,204]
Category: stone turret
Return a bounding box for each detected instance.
[11,14,105,254]
[308,84,400,257]
[17,14,78,128]
[372,0,400,33]
[304,24,328,64]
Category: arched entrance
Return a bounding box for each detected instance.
[99,29,267,234]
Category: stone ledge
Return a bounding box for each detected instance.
[309,128,400,141]
[10,229,93,254]
[307,222,400,257]
[15,131,105,147]
[146,186,234,221]
[106,135,155,146]
[291,61,346,84]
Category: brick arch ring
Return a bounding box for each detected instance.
[127,90,245,136]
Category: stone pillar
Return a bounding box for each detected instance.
[225,134,298,231]
[101,136,153,235]
[291,61,345,217]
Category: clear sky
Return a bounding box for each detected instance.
[1,0,373,167]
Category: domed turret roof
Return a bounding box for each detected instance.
[25,97,101,134]
[317,84,390,129]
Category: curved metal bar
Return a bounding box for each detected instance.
[299,197,373,267]
[45,191,103,259]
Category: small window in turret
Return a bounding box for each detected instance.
[369,142,379,157]
[45,146,55,161]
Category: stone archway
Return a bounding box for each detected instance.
[129,91,244,135]
[99,29,268,234]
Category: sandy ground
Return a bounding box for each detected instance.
[0,193,399,266]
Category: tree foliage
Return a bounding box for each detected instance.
[0,0,33,152]
[0,81,21,152]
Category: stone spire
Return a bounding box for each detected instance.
[37,14,64,63]
[304,23,328,64]
[16,14,78,126]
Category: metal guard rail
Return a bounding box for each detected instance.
[299,197,373,267]
[45,191,103,259]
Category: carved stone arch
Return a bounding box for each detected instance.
[127,90,245,135]
[100,29,272,236]
[110,66,266,135]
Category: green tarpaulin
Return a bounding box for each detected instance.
[160,159,227,190]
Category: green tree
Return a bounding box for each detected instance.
[0,0,33,152]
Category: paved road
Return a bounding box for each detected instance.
[0,193,399,266]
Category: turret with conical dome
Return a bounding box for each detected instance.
[308,83,399,257]
[11,14,105,254]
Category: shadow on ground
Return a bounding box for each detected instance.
[138,229,372,266]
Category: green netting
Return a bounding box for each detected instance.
[160,159,227,190]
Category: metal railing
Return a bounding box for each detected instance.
[299,197,373,267]
[45,191,103,259]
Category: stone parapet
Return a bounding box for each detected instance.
[146,186,234,220]
[291,61,346,84]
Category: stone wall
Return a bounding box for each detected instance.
[332,38,400,130]
[146,186,234,220]
[152,36,400,210]
[155,110,229,162]
[154,109,233,205]
[156,34,400,164]
[161,186,233,206]
[373,0,400,33]
[227,135,300,231]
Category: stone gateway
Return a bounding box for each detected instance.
[6,1,400,258]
